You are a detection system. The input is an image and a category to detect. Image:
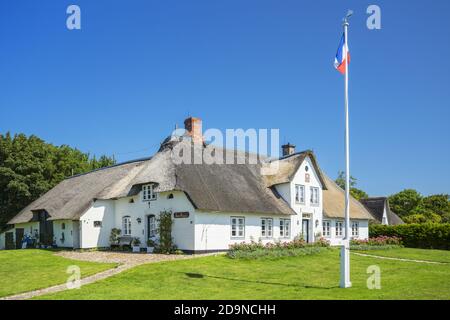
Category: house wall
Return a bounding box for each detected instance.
[79,200,116,248]
[114,190,196,251]
[0,232,4,249]
[53,220,74,248]
[194,211,292,252]
[78,190,196,250]
[322,218,368,245]
[274,156,324,242]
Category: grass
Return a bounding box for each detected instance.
[354,247,450,263]
[0,249,117,298]
[37,248,450,300]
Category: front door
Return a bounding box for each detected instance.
[147,215,156,241]
[5,232,14,249]
[15,228,24,249]
[302,220,309,243]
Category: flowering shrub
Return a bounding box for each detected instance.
[350,236,403,251]
[350,236,402,246]
[227,238,330,259]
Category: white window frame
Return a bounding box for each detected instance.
[261,218,273,238]
[310,186,320,205]
[280,219,291,238]
[322,220,331,237]
[122,216,132,236]
[142,184,157,201]
[295,184,305,204]
[148,215,157,238]
[231,216,245,239]
[335,221,343,238]
[351,221,359,237]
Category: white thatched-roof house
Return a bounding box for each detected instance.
[2,117,373,252]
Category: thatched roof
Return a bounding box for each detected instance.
[263,151,327,188]
[322,175,374,220]
[360,197,404,225]
[8,135,373,224]
[8,159,149,224]
[9,138,295,224]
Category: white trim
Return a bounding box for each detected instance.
[142,184,157,202]
[261,218,273,238]
[230,216,245,239]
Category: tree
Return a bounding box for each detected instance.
[0,132,115,231]
[335,171,368,200]
[420,194,450,222]
[350,188,369,201]
[403,207,442,224]
[388,189,422,218]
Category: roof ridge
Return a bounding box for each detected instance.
[65,156,152,180]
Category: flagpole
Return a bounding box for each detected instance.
[340,10,352,289]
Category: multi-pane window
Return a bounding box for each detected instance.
[148,215,157,237]
[261,218,273,238]
[310,187,320,205]
[335,221,343,237]
[280,219,291,238]
[231,217,245,238]
[295,185,305,204]
[351,221,359,237]
[322,220,331,237]
[122,216,131,236]
[142,184,157,201]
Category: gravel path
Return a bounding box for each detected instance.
[352,252,448,264]
[1,250,219,300]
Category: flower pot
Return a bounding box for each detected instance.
[132,246,141,253]
[146,247,154,253]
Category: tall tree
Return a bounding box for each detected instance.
[388,189,422,218]
[335,171,368,201]
[0,132,115,231]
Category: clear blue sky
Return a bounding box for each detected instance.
[0,0,449,197]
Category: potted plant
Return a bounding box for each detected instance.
[132,237,141,253]
[146,239,156,253]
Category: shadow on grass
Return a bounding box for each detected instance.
[183,272,338,290]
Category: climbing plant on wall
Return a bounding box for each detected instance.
[157,210,176,253]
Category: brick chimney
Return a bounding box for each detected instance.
[282,143,296,157]
[184,117,203,144]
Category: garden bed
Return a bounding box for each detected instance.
[227,238,330,259]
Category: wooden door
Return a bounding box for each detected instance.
[5,232,14,249]
[15,228,24,249]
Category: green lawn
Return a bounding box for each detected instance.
[37,248,450,300]
[0,249,117,298]
[354,248,450,263]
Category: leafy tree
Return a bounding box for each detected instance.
[388,189,422,218]
[403,207,442,224]
[420,194,450,222]
[335,171,368,200]
[350,188,369,201]
[335,171,357,189]
[0,132,115,231]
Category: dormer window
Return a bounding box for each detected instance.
[142,184,157,201]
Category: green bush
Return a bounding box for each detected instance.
[350,244,403,251]
[369,223,450,250]
[227,238,330,259]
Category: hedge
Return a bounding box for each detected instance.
[369,223,450,250]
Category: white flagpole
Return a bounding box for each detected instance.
[340,10,352,289]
